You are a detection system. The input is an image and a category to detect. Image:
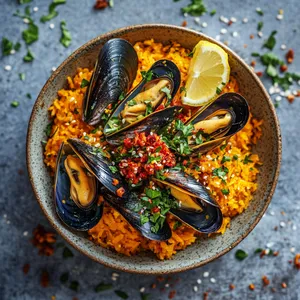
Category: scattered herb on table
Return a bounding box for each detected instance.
[210,9,216,16]
[181,0,206,16]
[19,73,26,81]
[40,0,66,23]
[95,282,113,292]
[256,7,264,16]
[23,48,34,62]
[115,290,129,299]
[60,272,69,283]
[19,0,32,3]
[11,101,20,108]
[62,247,74,258]
[263,31,277,51]
[141,293,151,300]
[235,249,248,260]
[23,22,39,45]
[69,280,79,291]
[257,21,263,31]
[60,20,72,48]
[26,93,32,99]
[2,37,21,56]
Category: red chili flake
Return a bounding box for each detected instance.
[123,138,133,149]
[294,253,300,269]
[228,20,233,26]
[260,249,267,258]
[94,0,108,9]
[250,34,254,39]
[168,290,176,299]
[287,94,295,103]
[262,275,270,286]
[256,71,263,77]
[116,187,125,197]
[157,276,165,282]
[152,206,160,213]
[280,64,288,72]
[271,287,276,293]
[250,60,256,67]
[249,283,255,291]
[32,225,56,256]
[182,160,188,166]
[203,291,209,300]
[281,282,287,289]
[107,103,112,109]
[151,283,157,289]
[288,260,293,264]
[273,251,279,257]
[23,263,30,274]
[181,20,187,27]
[40,270,50,288]
[286,49,294,64]
[229,284,235,290]
[112,178,119,186]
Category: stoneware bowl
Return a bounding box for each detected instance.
[27,24,281,274]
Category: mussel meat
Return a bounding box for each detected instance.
[54,143,103,231]
[104,60,181,140]
[154,169,223,233]
[83,38,138,126]
[180,92,249,155]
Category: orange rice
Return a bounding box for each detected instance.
[44,40,262,260]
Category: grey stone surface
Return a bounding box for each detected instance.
[0,0,299,299]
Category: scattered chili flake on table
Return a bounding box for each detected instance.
[294,253,300,269]
[94,0,108,9]
[286,49,294,64]
[203,291,209,300]
[32,224,56,256]
[287,94,295,103]
[280,64,288,73]
[229,284,235,290]
[181,20,187,27]
[23,263,30,274]
[249,283,255,291]
[281,282,287,289]
[40,270,50,287]
[262,275,270,286]
[168,290,176,299]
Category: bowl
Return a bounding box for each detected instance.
[26,24,281,274]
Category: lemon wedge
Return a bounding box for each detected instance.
[183,40,230,106]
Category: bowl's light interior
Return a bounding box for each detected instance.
[27,25,280,274]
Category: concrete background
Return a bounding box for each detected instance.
[0,0,299,299]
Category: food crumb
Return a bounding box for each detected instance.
[249,283,255,291]
[229,284,235,290]
[294,253,300,269]
[262,275,270,286]
[181,20,187,27]
[281,282,287,289]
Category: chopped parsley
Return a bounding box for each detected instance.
[145,102,153,116]
[26,93,32,99]
[210,9,216,16]
[243,155,253,164]
[40,0,66,23]
[84,135,90,140]
[22,21,39,45]
[141,70,153,82]
[257,21,263,31]
[69,281,79,291]
[11,101,20,108]
[212,166,228,182]
[173,220,182,230]
[220,144,227,151]
[95,282,113,292]
[141,293,151,300]
[266,64,277,77]
[221,189,230,195]
[19,73,26,81]
[256,7,264,16]
[263,31,277,51]
[90,128,99,134]
[181,0,207,16]
[127,99,137,106]
[60,21,72,48]
[45,122,53,137]
[216,87,222,95]
[118,91,126,101]
[187,49,195,57]
[105,117,121,134]
[260,52,284,66]
[23,48,34,62]
[180,86,187,96]
[115,290,128,299]
[2,37,21,56]
[233,154,238,160]
[109,166,118,174]
[221,156,231,164]
[235,249,248,260]
[80,79,90,88]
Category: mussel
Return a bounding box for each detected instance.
[154,169,223,233]
[83,38,138,126]
[181,92,249,155]
[54,143,103,231]
[104,60,181,143]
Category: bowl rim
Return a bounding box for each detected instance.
[26,23,282,274]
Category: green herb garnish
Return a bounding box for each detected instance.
[243,155,253,164]
[145,102,153,116]
[23,22,39,45]
[181,0,206,16]
[127,99,137,106]
[19,73,26,81]
[173,221,182,230]
[161,86,172,100]
[221,156,231,164]
[60,20,72,48]
[109,166,118,174]
[69,281,79,291]
[11,101,20,108]
[235,249,248,260]
[19,0,32,3]
[26,93,32,99]
[141,70,153,82]
[23,48,34,62]
[95,283,113,292]
[212,166,228,182]
[256,7,264,16]
[266,64,277,77]
[216,87,222,95]
[233,154,238,160]
[263,31,277,51]
[80,79,89,88]
[221,189,230,195]
[180,86,187,96]
[257,21,263,31]
[45,122,53,137]
[210,9,216,16]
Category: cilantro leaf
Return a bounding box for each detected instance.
[243,155,253,164]
[141,70,153,82]
[40,0,66,23]
[80,79,89,88]
[2,38,13,56]
[11,101,20,108]
[263,31,277,51]
[60,21,72,48]
[181,0,207,16]
[115,290,128,299]
[95,282,113,292]
[22,22,39,45]
[266,64,277,77]
[235,249,248,260]
[23,48,34,62]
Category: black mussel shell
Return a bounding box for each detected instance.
[157,169,223,233]
[186,92,250,155]
[83,38,138,126]
[106,106,182,146]
[54,143,103,231]
[104,59,181,137]
[67,138,129,199]
[102,187,172,241]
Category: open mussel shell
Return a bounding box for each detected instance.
[106,106,182,146]
[104,59,181,138]
[54,143,103,231]
[155,169,223,233]
[102,187,172,241]
[67,138,129,199]
[187,92,250,155]
[83,38,138,126]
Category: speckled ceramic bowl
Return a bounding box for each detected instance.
[26,24,281,274]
